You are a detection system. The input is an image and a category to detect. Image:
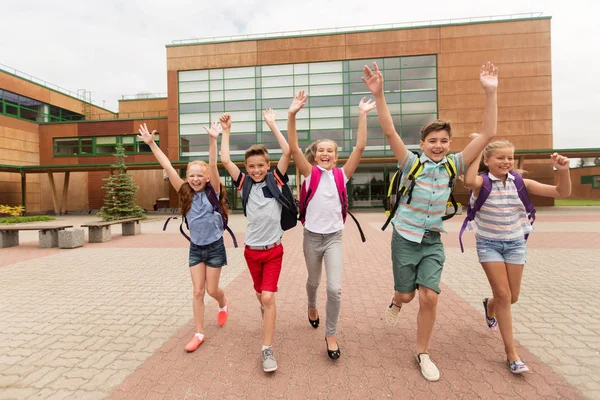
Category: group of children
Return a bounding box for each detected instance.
[137,61,572,379]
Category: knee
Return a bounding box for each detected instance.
[396,292,416,304]
[326,284,342,301]
[193,286,206,300]
[261,292,275,308]
[494,288,512,305]
[206,285,219,299]
[419,289,438,309]
[511,292,520,304]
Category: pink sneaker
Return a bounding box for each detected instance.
[218,300,229,326]
[185,334,205,352]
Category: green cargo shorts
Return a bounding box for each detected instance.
[391,228,445,294]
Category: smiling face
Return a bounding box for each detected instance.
[245,154,270,182]
[419,129,451,162]
[186,162,209,192]
[314,140,338,171]
[484,146,515,177]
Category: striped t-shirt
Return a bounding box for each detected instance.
[470,172,533,241]
[392,151,467,243]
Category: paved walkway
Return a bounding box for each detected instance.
[0,208,597,399]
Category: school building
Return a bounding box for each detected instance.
[1,13,599,214]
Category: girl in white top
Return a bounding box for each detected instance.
[287,90,376,359]
[464,136,571,374]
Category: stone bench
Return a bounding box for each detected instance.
[58,228,85,249]
[0,225,74,248]
[81,218,142,243]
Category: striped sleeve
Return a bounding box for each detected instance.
[451,152,467,175]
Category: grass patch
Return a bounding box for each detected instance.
[0,216,55,224]
[554,199,600,206]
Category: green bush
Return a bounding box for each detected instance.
[0,216,55,224]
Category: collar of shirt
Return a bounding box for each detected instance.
[488,172,515,182]
[419,153,449,165]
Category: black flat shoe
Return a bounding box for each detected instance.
[325,338,341,360]
[308,309,319,329]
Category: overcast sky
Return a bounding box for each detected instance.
[1,0,598,149]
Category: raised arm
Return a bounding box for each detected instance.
[362,62,407,163]
[203,121,221,195]
[219,113,241,182]
[460,62,498,165]
[463,133,484,195]
[138,123,184,192]
[524,153,572,198]
[343,97,376,178]
[287,91,312,177]
[263,108,290,175]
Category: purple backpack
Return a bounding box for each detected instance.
[299,165,366,242]
[459,172,535,252]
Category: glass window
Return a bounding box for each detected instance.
[294,64,309,74]
[402,67,436,80]
[179,81,209,92]
[402,102,437,114]
[54,139,79,156]
[309,61,343,73]
[309,85,343,96]
[180,124,204,135]
[262,76,294,88]
[180,113,210,124]
[232,121,257,133]
[402,91,436,103]
[309,73,343,85]
[384,81,401,92]
[224,66,255,79]
[262,64,294,76]
[211,91,224,101]
[179,70,208,82]
[348,59,383,71]
[225,78,255,90]
[228,133,258,151]
[383,69,401,81]
[138,134,159,153]
[309,96,344,107]
[180,92,209,103]
[80,138,93,154]
[402,79,436,91]
[225,89,255,101]
[210,80,224,91]
[401,55,436,68]
[231,110,256,122]
[209,69,224,79]
[180,103,210,113]
[400,125,421,145]
[294,75,309,86]
[402,114,436,127]
[384,58,400,69]
[262,87,294,99]
[225,100,256,111]
[310,106,344,118]
[310,118,343,130]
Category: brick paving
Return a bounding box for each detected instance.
[0,209,597,399]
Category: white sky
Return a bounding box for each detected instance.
[1,0,598,149]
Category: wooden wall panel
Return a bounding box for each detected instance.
[441,32,551,53]
[168,53,258,71]
[345,40,439,59]
[118,98,168,118]
[257,35,345,52]
[39,172,88,212]
[439,47,550,67]
[258,47,346,65]
[439,90,552,110]
[168,41,258,58]
[130,170,170,210]
[439,61,551,81]
[39,123,78,165]
[88,171,109,209]
[441,19,550,39]
[439,76,551,95]
[345,27,440,45]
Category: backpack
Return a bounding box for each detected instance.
[162,182,239,247]
[239,168,299,231]
[381,154,458,231]
[299,165,366,242]
[458,171,536,252]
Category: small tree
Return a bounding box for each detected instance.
[97,144,145,221]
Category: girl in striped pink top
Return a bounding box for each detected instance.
[464,137,571,374]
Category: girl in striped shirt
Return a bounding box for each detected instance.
[464,137,571,374]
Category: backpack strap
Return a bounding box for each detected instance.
[400,158,424,204]
[381,170,401,231]
[512,172,536,240]
[332,168,366,242]
[238,172,254,217]
[459,173,492,252]
[441,158,458,221]
[265,171,294,211]
[299,165,321,224]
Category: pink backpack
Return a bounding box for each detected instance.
[299,165,365,242]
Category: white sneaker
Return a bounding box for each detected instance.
[385,301,402,326]
[417,353,440,381]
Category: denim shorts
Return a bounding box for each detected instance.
[476,236,527,265]
[189,237,227,268]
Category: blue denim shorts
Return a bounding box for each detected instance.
[475,236,527,265]
[189,237,227,268]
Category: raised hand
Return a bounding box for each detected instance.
[289,90,308,115]
[203,120,221,139]
[263,108,277,125]
[361,62,384,95]
[480,61,498,93]
[551,153,570,170]
[357,97,376,115]
[220,113,232,131]
[137,123,156,145]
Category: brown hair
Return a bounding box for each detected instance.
[420,119,452,141]
[178,161,230,221]
[304,139,338,165]
[244,144,270,163]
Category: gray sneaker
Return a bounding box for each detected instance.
[262,347,277,372]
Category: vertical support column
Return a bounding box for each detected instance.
[61,172,70,215]
[47,173,60,215]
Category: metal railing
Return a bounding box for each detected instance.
[121,93,168,100]
[171,12,545,45]
[0,63,113,111]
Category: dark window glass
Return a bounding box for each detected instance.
[308,96,344,107]
[180,103,210,113]
[400,55,436,68]
[402,91,436,103]
[402,67,436,80]
[225,100,256,111]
